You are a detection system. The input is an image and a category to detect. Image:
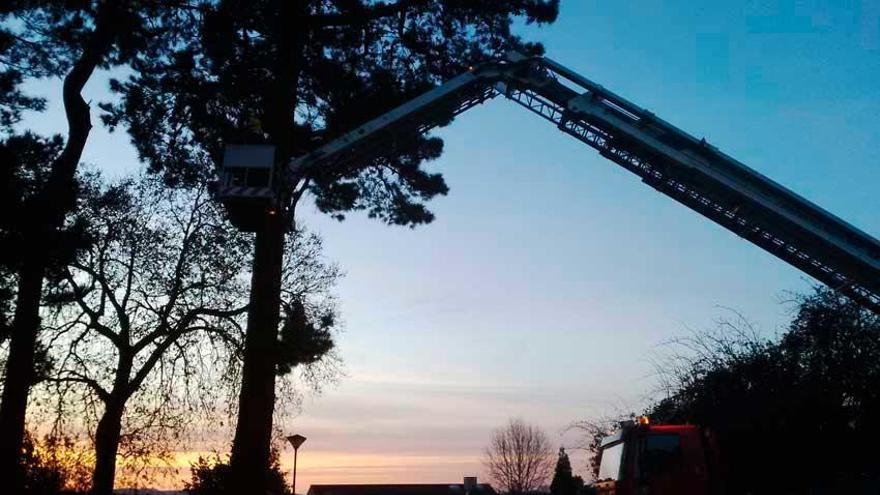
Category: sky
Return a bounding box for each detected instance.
[16,0,880,490]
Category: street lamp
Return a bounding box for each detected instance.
[286,434,307,495]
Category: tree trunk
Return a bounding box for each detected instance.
[0,259,45,489]
[90,399,126,495]
[229,213,286,491]
[229,1,303,492]
[0,3,119,488]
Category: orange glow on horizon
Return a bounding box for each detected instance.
[115,450,484,491]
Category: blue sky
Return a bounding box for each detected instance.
[17,0,880,488]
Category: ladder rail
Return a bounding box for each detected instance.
[284,55,880,314]
[521,58,880,271]
[287,67,505,179]
[499,83,879,313]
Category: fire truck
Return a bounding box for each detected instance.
[595,417,724,495]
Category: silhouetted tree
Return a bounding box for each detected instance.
[185,452,291,495]
[0,8,48,134]
[0,133,68,348]
[41,176,250,494]
[38,174,341,494]
[0,137,93,495]
[648,289,880,494]
[1,7,54,360]
[0,131,94,425]
[484,418,555,494]
[0,3,191,488]
[102,2,559,491]
[550,448,583,495]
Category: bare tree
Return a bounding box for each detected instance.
[648,310,765,400]
[40,176,250,494]
[484,419,555,494]
[37,174,342,494]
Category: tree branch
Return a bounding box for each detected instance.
[44,374,111,404]
[62,267,122,347]
[130,305,247,361]
[309,0,432,28]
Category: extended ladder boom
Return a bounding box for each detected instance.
[288,54,880,314]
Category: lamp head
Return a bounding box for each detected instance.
[287,434,307,450]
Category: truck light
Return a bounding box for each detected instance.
[638,416,650,426]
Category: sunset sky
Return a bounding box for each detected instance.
[19,0,880,490]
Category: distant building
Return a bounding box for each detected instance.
[308,477,497,495]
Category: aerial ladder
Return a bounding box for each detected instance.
[217,53,880,315]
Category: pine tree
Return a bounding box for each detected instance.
[104,2,560,492]
[550,448,584,495]
[0,4,189,490]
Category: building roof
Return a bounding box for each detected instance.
[308,484,497,495]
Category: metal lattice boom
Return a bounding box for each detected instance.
[287,54,880,314]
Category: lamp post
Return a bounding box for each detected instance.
[286,434,307,495]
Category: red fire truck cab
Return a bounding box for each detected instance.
[595,418,723,495]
